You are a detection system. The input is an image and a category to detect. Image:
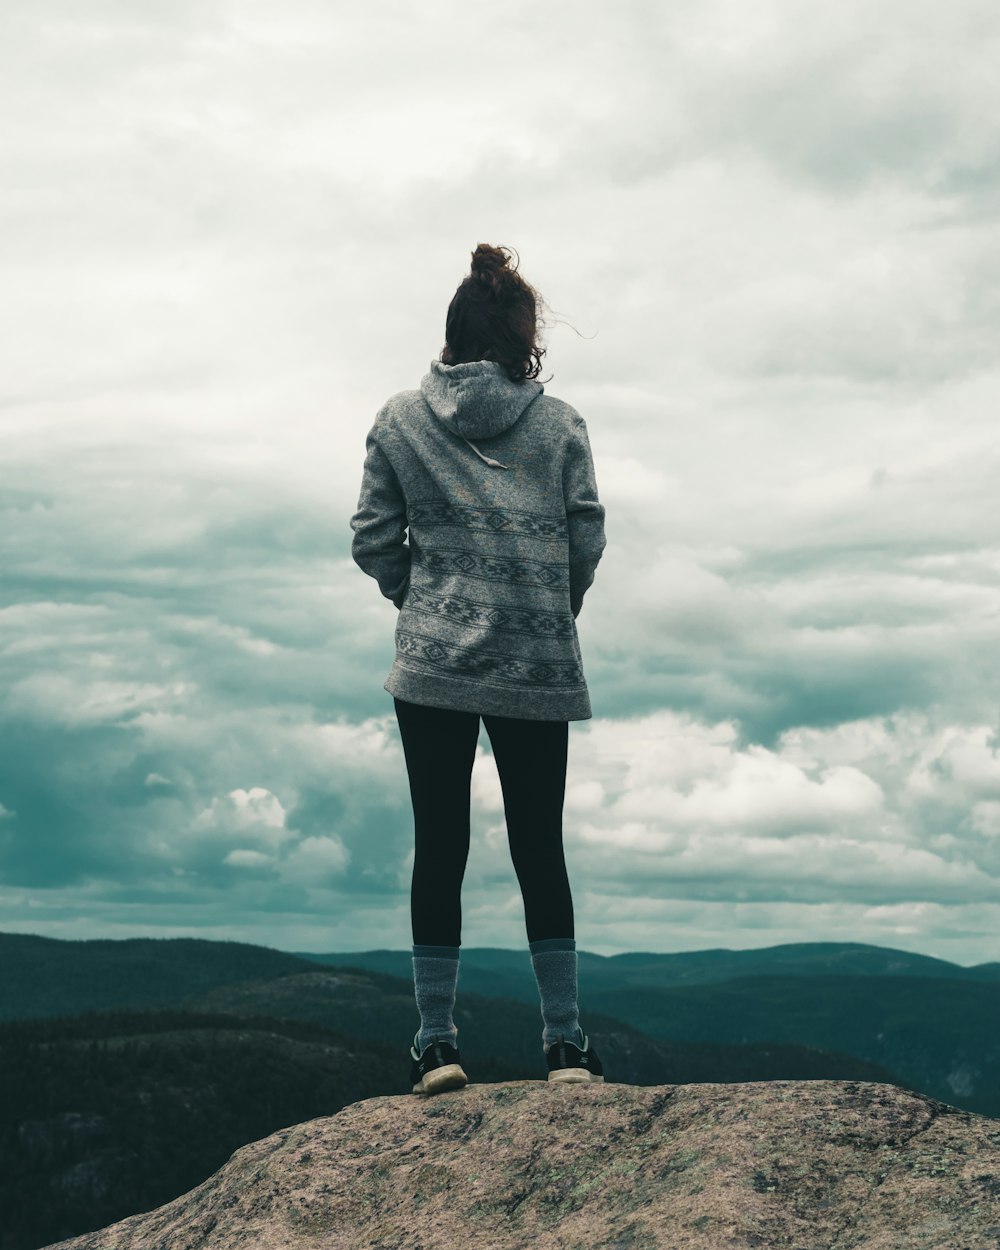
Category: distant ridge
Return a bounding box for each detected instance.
[291,938,1000,997]
[2,932,995,1118]
[0,931,315,1022]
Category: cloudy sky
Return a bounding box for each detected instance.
[2,0,999,965]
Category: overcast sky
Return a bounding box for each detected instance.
[2,0,999,964]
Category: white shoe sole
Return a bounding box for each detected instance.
[413,1063,468,1095]
[548,1068,604,1084]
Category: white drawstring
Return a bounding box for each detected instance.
[462,436,509,469]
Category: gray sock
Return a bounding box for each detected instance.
[529,937,583,1050]
[412,944,460,1050]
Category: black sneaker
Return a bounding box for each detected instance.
[545,1029,605,1084]
[409,1031,468,1096]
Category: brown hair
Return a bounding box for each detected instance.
[440,244,546,382]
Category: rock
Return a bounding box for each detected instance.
[41,1079,1000,1250]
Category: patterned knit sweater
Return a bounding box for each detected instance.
[350,359,606,720]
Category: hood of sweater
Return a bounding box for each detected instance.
[420,360,543,469]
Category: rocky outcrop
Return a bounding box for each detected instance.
[43,1079,1000,1250]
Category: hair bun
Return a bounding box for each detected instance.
[470,243,514,290]
[443,242,545,381]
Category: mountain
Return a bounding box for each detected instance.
[2,930,991,1249]
[0,932,314,1022]
[291,939,1000,1003]
[282,944,1000,1118]
[0,1001,895,1250]
[175,965,900,1088]
[585,973,1000,1118]
[40,1079,1000,1250]
[2,931,993,1113]
[0,1008,438,1250]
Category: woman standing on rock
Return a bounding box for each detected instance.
[350,244,607,1095]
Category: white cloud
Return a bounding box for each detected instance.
[4,674,187,727]
[971,803,1000,838]
[193,786,289,843]
[279,834,350,884]
[224,848,272,868]
[1,0,999,962]
[938,727,1000,794]
[557,710,998,903]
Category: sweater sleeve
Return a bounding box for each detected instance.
[350,422,411,609]
[563,414,606,619]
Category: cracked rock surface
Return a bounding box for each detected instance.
[42,1079,1000,1250]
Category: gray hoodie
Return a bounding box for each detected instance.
[350,359,606,720]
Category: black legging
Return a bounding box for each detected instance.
[393,696,574,947]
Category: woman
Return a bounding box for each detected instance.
[350,244,607,1095]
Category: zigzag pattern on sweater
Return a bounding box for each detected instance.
[408,499,568,541]
[420,546,569,589]
[403,585,576,638]
[395,629,584,688]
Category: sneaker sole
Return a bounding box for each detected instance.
[548,1069,605,1084]
[412,1063,468,1095]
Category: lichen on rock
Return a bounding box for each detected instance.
[41,1079,1000,1250]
